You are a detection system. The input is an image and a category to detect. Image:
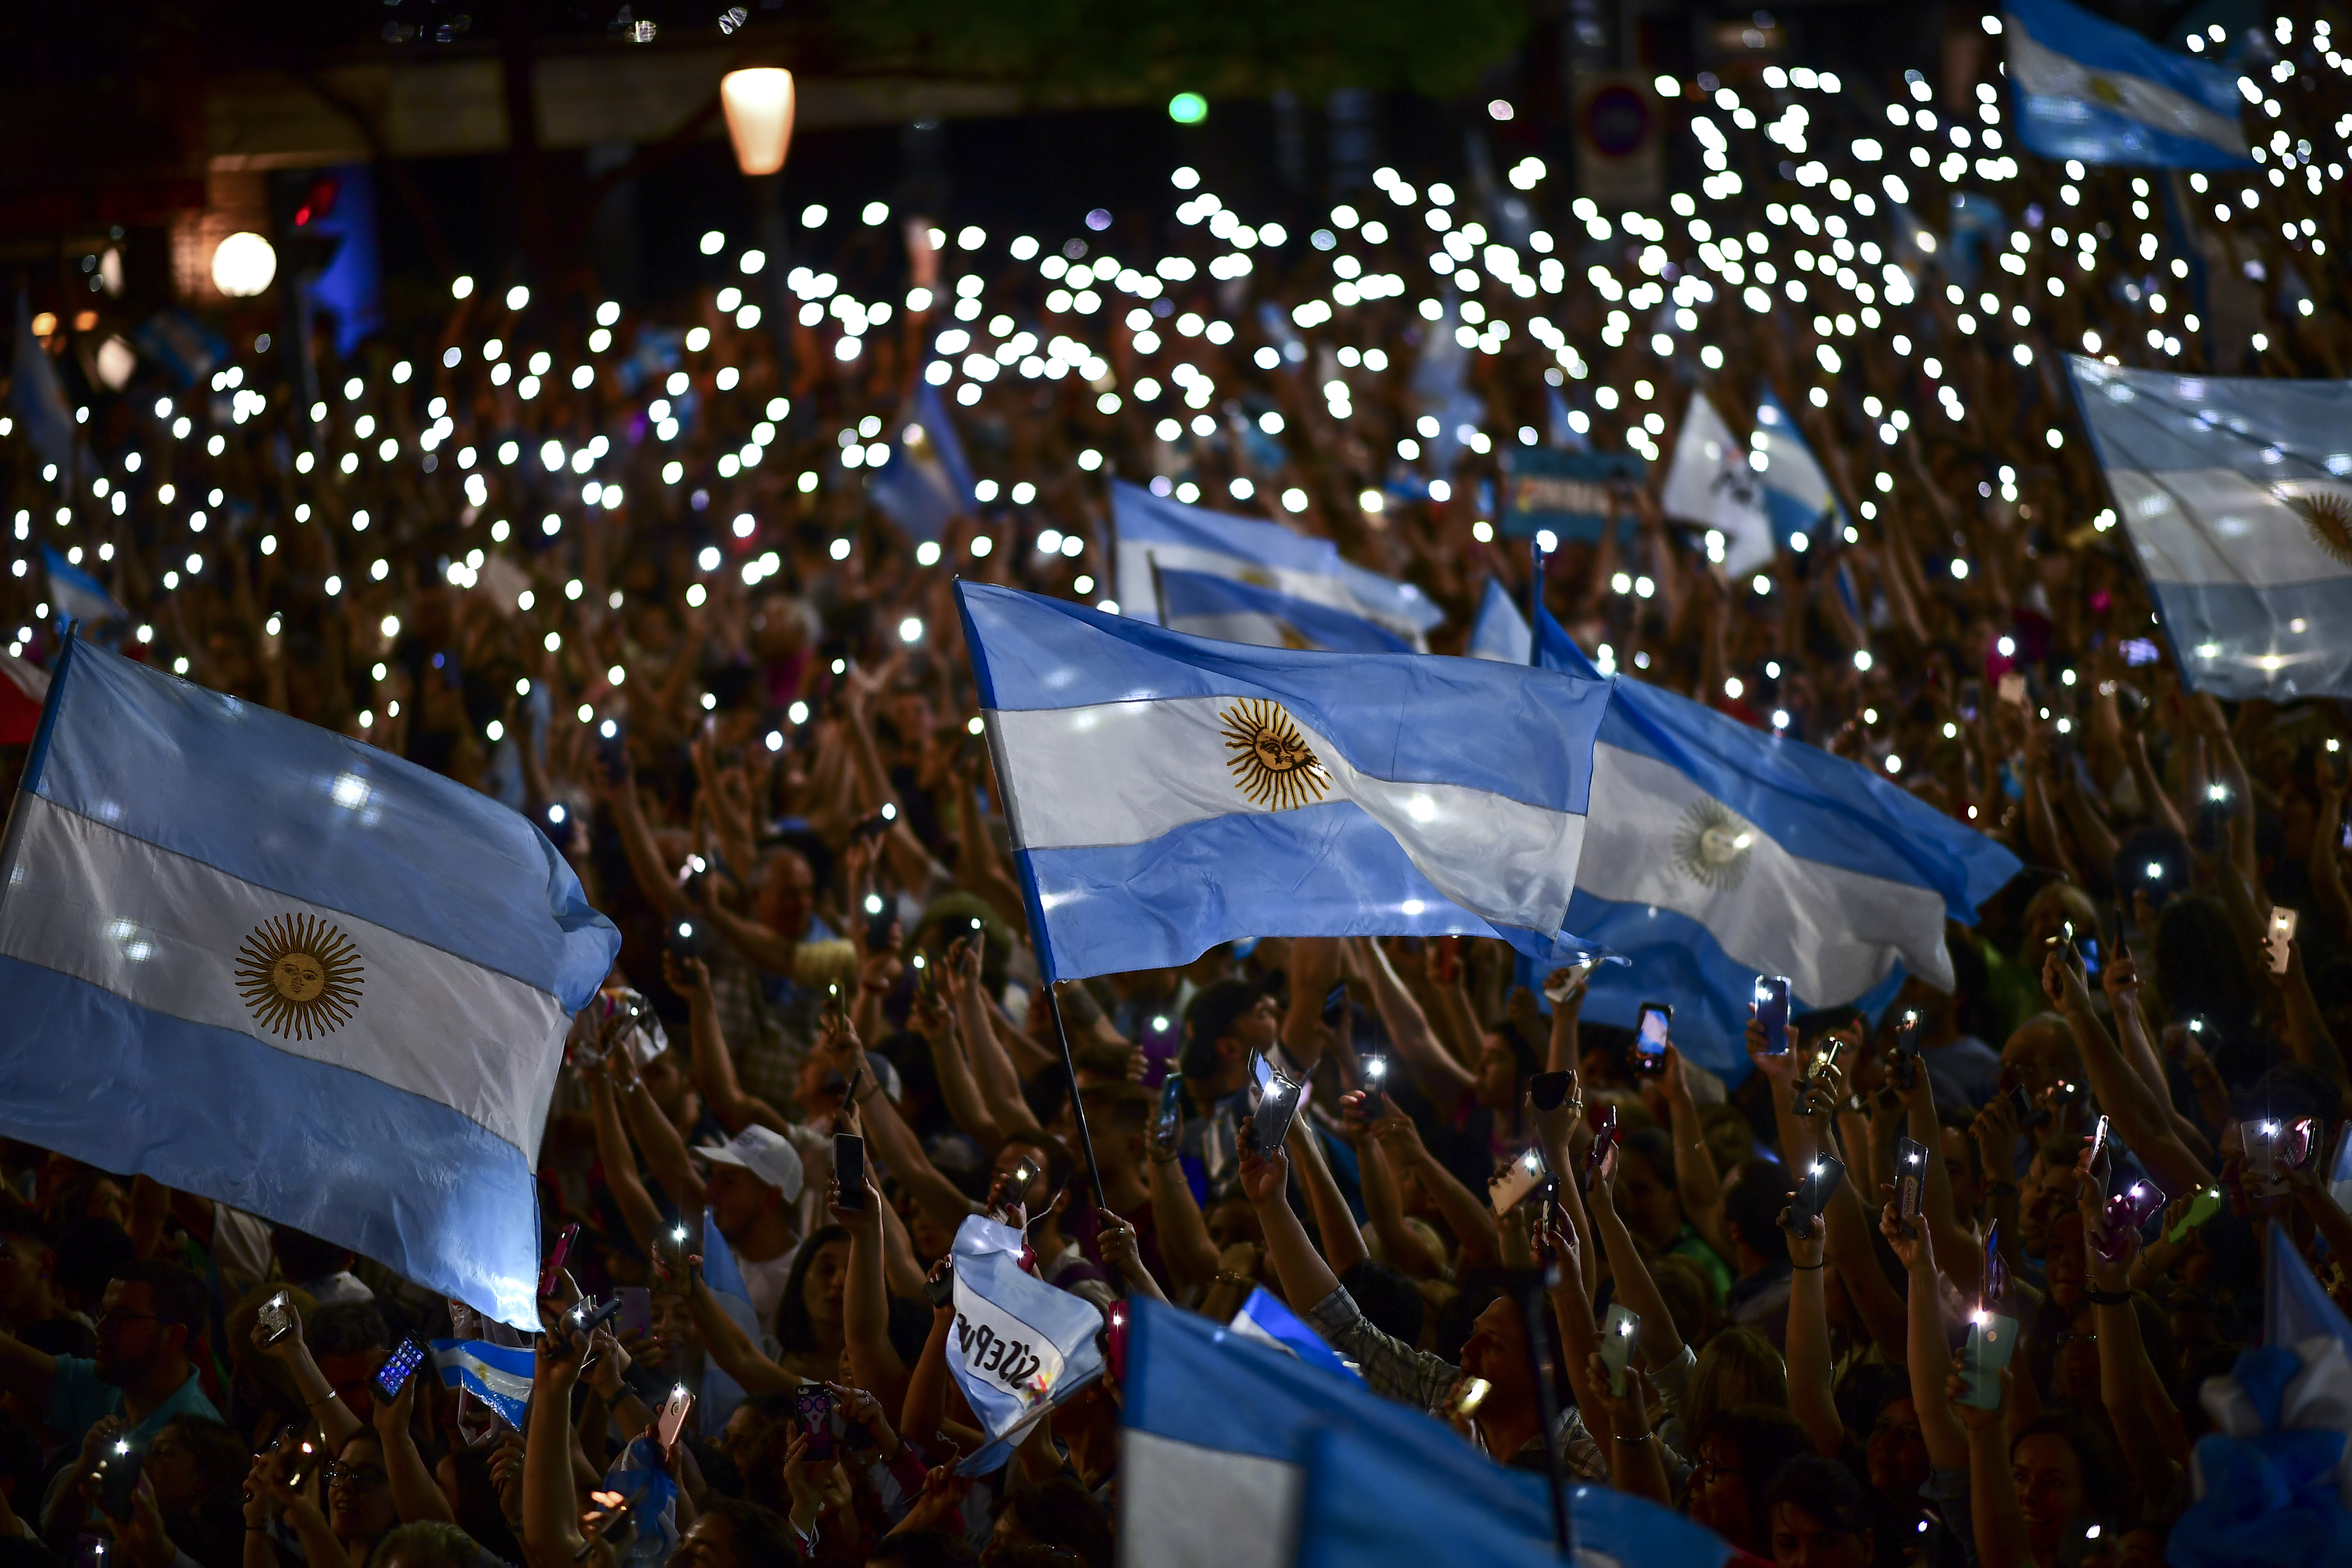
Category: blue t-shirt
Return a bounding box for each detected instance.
[46,1357,223,1451]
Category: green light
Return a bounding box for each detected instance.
[1168,92,1208,124]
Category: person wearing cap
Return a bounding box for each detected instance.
[694,1125,807,1334]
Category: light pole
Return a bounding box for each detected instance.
[720,68,798,418]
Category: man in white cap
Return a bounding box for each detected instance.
[695,1124,805,1334]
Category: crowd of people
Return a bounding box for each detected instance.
[5,8,2352,1568]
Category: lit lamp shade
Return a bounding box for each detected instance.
[212,231,278,297]
[720,68,796,176]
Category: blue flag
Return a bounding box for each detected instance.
[1532,609,2018,1081]
[1228,1286,1362,1383]
[0,640,621,1326]
[431,1338,535,1429]
[1751,391,1846,550]
[42,546,127,629]
[2005,0,2252,168]
[1122,1299,1729,1568]
[1109,481,1442,648]
[868,380,975,543]
[2267,1220,2352,1354]
[958,582,1609,981]
[2070,358,2352,700]
[945,1215,1106,1468]
[1154,565,1414,654]
[11,293,75,471]
[1466,578,1533,665]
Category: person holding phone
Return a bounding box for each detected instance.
[0,1259,222,1458]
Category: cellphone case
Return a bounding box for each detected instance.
[1957,1314,2020,1409]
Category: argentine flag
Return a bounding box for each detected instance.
[946,1214,1106,1468]
[1122,1299,1731,1568]
[432,1338,535,1429]
[44,545,127,629]
[868,380,975,543]
[2005,0,2251,168]
[957,583,1608,981]
[2071,358,2352,700]
[1228,1287,1362,1384]
[1466,579,1533,665]
[1751,392,1847,550]
[1154,565,1414,654]
[1661,392,1772,576]
[0,639,620,1326]
[1110,481,1442,649]
[1503,601,2016,1081]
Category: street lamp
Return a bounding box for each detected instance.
[720,68,795,176]
[211,232,278,297]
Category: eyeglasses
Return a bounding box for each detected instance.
[2054,1331,2099,1348]
[1691,1457,1743,1484]
[323,1463,388,1492]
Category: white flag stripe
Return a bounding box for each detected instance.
[1123,540,1399,629]
[990,696,1586,935]
[1118,1430,1297,1568]
[2104,468,2352,587]
[2009,24,2249,154]
[0,794,565,1157]
[1577,744,1954,998]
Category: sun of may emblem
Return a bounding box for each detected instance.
[2283,487,2352,566]
[1672,797,1757,893]
[1221,697,1331,812]
[235,914,365,1040]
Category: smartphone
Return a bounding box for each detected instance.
[1890,1008,1921,1091]
[374,1334,430,1403]
[617,1287,653,1338]
[1488,1146,1549,1215]
[95,1445,142,1523]
[2092,1179,2165,1261]
[2168,1185,2227,1242]
[2087,1114,2110,1177]
[77,1536,109,1568]
[1997,671,2027,706]
[2288,1116,2323,1171]
[577,1492,634,1561]
[596,723,628,783]
[1893,1135,1930,1225]
[1359,1053,1389,1119]
[2268,907,2298,975]
[1599,1304,1639,1396]
[1441,1376,1492,1421]
[2243,1118,2284,1179]
[864,896,896,955]
[1153,1074,1185,1155]
[1542,961,1594,1004]
[1983,1222,2010,1309]
[923,1259,956,1309]
[1247,1068,1304,1154]
[1634,1002,1671,1074]
[1957,1312,2020,1409]
[1529,1069,1573,1112]
[793,1383,836,1464]
[656,1385,694,1455]
[834,1133,867,1210]
[666,915,707,960]
[1754,975,1791,1056]
[1788,1155,1845,1240]
[853,808,894,843]
[2194,785,2231,853]
[2121,637,2160,666]
[539,1222,581,1300]
[1586,1104,1620,1173]
[570,1296,623,1339]
[259,1290,295,1346]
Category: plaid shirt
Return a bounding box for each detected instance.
[1302,1285,1607,1482]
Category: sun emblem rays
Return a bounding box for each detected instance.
[2283,487,2352,567]
[234,914,365,1040]
[1671,797,1758,893]
[1220,698,1332,813]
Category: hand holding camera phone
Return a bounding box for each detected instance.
[1890,1009,1921,1092]
[1152,1074,1185,1157]
[1245,1068,1304,1156]
[373,1334,430,1403]
[1893,1136,1930,1230]
[1488,1147,1549,1216]
[2092,1180,2165,1262]
[1754,975,1791,1056]
[833,1133,867,1211]
[656,1386,694,1457]
[792,1383,836,1463]
[1786,1156,1844,1240]
[1634,1002,1671,1074]
[2268,907,2299,975]
[258,1289,296,1346]
[1599,1304,1639,1396]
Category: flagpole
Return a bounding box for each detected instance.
[1527,541,1544,666]
[1146,550,1172,628]
[1519,1266,1576,1558]
[1044,984,1110,1214]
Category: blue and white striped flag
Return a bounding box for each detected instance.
[1466,578,1533,665]
[1110,481,1442,649]
[947,1214,1106,1451]
[1533,610,2017,1081]
[1155,565,1415,654]
[432,1338,535,1429]
[0,639,621,1326]
[868,381,975,543]
[1751,391,1846,551]
[598,1435,682,1565]
[958,583,1609,981]
[2005,0,2251,168]
[43,546,128,629]
[1122,1299,1729,1568]
[1228,1287,1361,1383]
[1661,391,1773,575]
[2071,358,2352,700]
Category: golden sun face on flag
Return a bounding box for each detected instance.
[1221,698,1331,812]
[2284,488,2352,566]
[1673,797,1757,893]
[236,914,365,1040]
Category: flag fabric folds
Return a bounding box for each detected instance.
[867,380,975,543]
[1109,481,1442,648]
[2005,0,2253,169]
[1119,1298,1729,1568]
[10,292,75,471]
[43,545,128,629]
[957,583,1609,981]
[1751,391,1847,549]
[1530,607,2018,1082]
[1466,578,1533,665]
[1154,565,1415,654]
[431,1338,535,1429]
[0,639,621,1326]
[1661,392,1772,575]
[1227,1286,1362,1383]
[2069,357,2352,700]
[946,1214,1107,1465]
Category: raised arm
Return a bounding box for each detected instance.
[1286,1118,1369,1280]
[1881,1202,1968,1473]
[826,1171,909,1417]
[520,1332,588,1568]
[667,955,788,1137]
[1586,1146,1687,1372]
[817,1022,977,1239]
[1781,1206,1843,1459]
[1369,1108,1499,1269]
[2044,950,2211,1195]
[584,1062,665,1252]
[1661,1047,1728,1253]
[1147,1108,1220,1295]
[1356,939,1473,1111]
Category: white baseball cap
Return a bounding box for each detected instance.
[696,1125,805,1202]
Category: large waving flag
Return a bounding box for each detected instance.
[947,1214,1106,1465]
[1154,565,1414,654]
[1122,1299,1729,1568]
[0,638,620,1326]
[1228,1286,1362,1384]
[1751,391,1846,550]
[1532,610,2018,1081]
[1109,481,1442,648]
[2071,359,2352,700]
[2005,0,2251,169]
[1661,392,1772,575]
[1467,578,1533,664]
[868,380,975,543]
[958,583,1608,980]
